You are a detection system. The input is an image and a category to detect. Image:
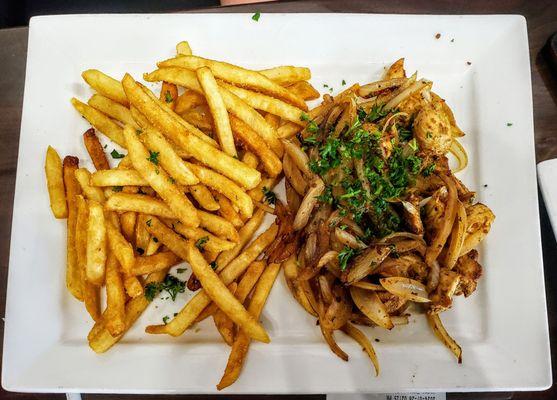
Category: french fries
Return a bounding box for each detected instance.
[75,168,106,203]
[258,65,311,85]
[287,81,320,101]
[83,128,111,171]
[186,241,269,343]
[217,262,281,390]
[214,192,243,228]
[45,146,68,218]
[71,98,126,147]
[91,169,148,187]
[106,217,135,274]
[197,67,236,157]
[175,91,206,114]
[82,69,128,106]
[86,200,107,286]
[176,41,192,56]
[63,156,83,300]
[123,125,200,227]
[106,193,174,218]
[88,94,137,127]
[188,184,220,211]
[131,251,181,275]
[160,82,178,111]
[104,253,126,336]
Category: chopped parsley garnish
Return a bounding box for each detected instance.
[176,268,187,274]
[422,163,436,177]
[262,186,277,205]
[112,186,123,192]
[365,104,389,122]
[342,79,346,86]
[146,219,152,227]
[168,177,176,184]
[147,150,160,165]
[162,315,170,324]
[110,149,125,159]
[144,274,185,302]
[164,91,173,103]
[210,261,218,270]
[338,246,358,271]
[135,129,142,135]
[195,236,209,251]
[507,122,513,127]
[251,12,261,21]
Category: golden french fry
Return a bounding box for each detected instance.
[157,55,308,110]
[123,74,261,189]
[145,235,162,256]
[229,116,282,177]
[135,214,151,253]
[213,284,237,346]
[76,195,101,320]
[235,261,266,303]
[186,241,269,343]
[241,151,259,170]
[222,82,305,125]
[124,276,144,298]
[185,162,253,218]
[215,208,265,271]
[123,125,199,228]
[181,107,213,131]
[214,192,244,228]
[169,220,236,253]
[264,113,281,129]
[277,122,302,139]
[188,184,220,211]
[131,251,181,275]
[143,217,188,260]
[105,193,173,218]
[71,98,126,148]
[288,81,320,101]
[104,253,126,337]
[63,156,83,300]
[88,94,137,127]
[88,269,168,353]
[258,66,311,85]
[45,146,68,218]
[74,168,106,203]
[175,91,206,114]
[217,262,280,390]
[248,177,276,204]
[82,128,111,171]
[140,127,199,186]
[82,69,128,106]
[91,169,147,187]
[146,223,277,336]
[160,82,178,111]
[106,217,135,274]
[195,211,239,242]
[86,199,107,285]
[120,211,136,243]
[176,41,192,55]
[197,66,237,157]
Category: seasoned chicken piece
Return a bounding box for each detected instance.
[460,203,495,256]
[377,291,408,315]
[429,269,461,313]
[375,254,428,282]
[384,58,406,80]
[413,100,453,155]
[454,250,482,297]
[422,186,448,244]
[431,93,465,137]
[401,201,424,235]
[397,91,429,122]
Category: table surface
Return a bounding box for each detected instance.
[0,0,556,399]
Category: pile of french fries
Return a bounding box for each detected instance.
[45,41,321,389]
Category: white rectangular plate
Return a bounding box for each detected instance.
[3,13,550,394]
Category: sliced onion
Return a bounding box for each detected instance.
[391,315,410,326]
[418,196,432,208]
[379,277,430,303]
[444,201,467,269]
[293,178,325,231]
[401,201,424,235]
[318,275,334,305]
[335,227,367,250]
[351,281,384,291]
[282,139,313,177]
[341,323,380,376]
[377,231,424,244]
[384,79,430,111]
[427,260,441,292]
[358,77,406,97]
[320,325,349,361]
[345,246,391,284]
[449,139,468,173]
[349,286,394,330]
[427,313,462,363]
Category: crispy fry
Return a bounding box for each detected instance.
[82,69,128,106]
[106,217,135,274]
[91,169,148,187]
[175,90,207,114]
[176,41,192,55]
[258,66,311,85]
[186,241,269,343]
[248,177,276,204]
[104,253,126,337]
[124,125,199,227]
[169,220,236,253]
[82,128,111,170]
[160,82,178,111]
[194,211,239,242]
[139,127,199,185]
[74,168,106,203]
[287,81,320,101]
[242,151,259,169]
[143,217,189,260]
[235,261,266,303]
[71,98,126,147]
[217,262,280,390]
[88,269,168,353]
[158,56,307,110]
[229,116,282,177]
[214,192,244,228]
[124,74,260,189]
[181,107,213,131]
[86,200,107,286]
[63,156,83,300]
[147,223,277,336]
[88,94,137,127]
[197,67,237,156]
[120,211,136,243]
[105,193,173,217]
[45,146,68,218]
[222,82,305,125]
[188,184,220,211]
[213,288,237,345]
[264,113,281,129]
[131,251,181,275]
[185,162,254,218]
[215,208,265,271]
[124,276,144,298]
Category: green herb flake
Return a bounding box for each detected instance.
[342,79,346,86]
[338,246,358,271]
[251,12,261,21]
[168,177,176,184]
[195,236,209,251]
[422,163,436,177]
[210,261,218,270]
[144,274,186,302]
[135,129,143,136]
[146,219,152,227]
[507,122,513,127]
[112,186,123,192]
[110,149,125,159]
[162,315,170,324]
[165,91,173,103]
[176,268,187,274]
[262,186,277,205]
[147,150,160,166]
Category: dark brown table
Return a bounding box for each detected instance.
[1,0,556,399]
